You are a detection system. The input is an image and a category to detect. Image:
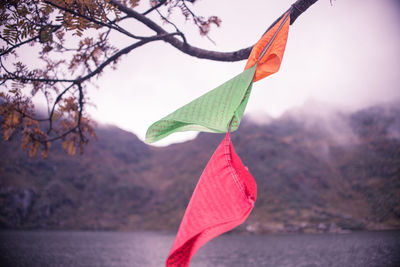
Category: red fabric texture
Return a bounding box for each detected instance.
[166,132,257,267]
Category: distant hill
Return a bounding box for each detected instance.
[1,103,399,233]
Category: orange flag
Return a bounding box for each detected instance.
[244,12,290,82]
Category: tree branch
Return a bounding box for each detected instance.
[290,0,319,24]
[1,33,178,88]
[110,0,251,61]
[77,33,179,83]
[45,33,181,139]
[0,25,61,57]
[48,83,75,134]
[44,0,146,40]
[45,126,79,142]
[1,75,75,84]
[76,82,85,142]
[155,8,187,44]
[142,0,167,16]
[110,0,319,62]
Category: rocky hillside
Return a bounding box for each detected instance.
[0,103,399,233]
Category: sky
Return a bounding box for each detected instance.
[81,0,400,145]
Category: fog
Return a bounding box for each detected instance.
[8,0,400,146]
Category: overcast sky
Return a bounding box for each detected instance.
[85,0,400,145]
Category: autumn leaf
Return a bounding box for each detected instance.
[3,128,15,141]
[67,140,77,155]
[28,141,39,157]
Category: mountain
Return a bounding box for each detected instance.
[1,103,399,233]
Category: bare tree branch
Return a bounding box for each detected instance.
[0,36,39,57]
[76,82,85,142]
[110,0,319,62]
[290,0,319,24]
[48,83,75,134]
[77,32,181,83]
[110,0,252,61]
[155,8,187,44]
[142,0,167,15]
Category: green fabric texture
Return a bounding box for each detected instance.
[145,64,257,143]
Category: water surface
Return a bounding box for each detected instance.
[0,230,399,267]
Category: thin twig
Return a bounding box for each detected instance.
[44,0,146,40]
[0,36,39,57]
[155,9,187,44]
[76,82,85,142]
[46,83,75,134]
[77,32,181,82]
[142,0,167,15]
[15,108,49,122]
[180,1,216,44]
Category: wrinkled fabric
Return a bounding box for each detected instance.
[166,132,257,267]
[145,65,257,143]
[147,12,292,266]
[244,12,290,82]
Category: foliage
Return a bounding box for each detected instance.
[0,0,222,157]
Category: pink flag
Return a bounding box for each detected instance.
[166,132,257,266]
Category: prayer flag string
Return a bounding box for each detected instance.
[145,12,290,144]
[144,11,291,267]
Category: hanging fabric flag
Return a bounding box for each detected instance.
[146,12,290,143]
[166,132,257,267]
[244,12,290,82]
[145,64,257,143]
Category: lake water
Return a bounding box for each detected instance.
[0,230,399,267]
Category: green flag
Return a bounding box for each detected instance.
[145,64,257,143]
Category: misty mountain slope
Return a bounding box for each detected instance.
[0,103,399,232]
[0,126,155,230]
